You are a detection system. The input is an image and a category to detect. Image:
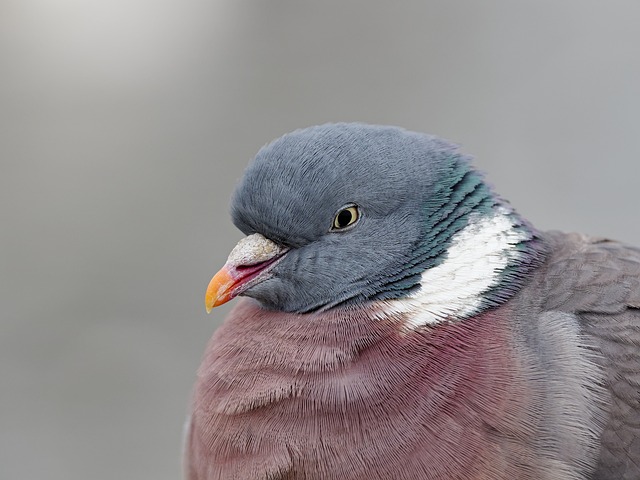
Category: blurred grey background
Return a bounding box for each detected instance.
[2,1,640,479]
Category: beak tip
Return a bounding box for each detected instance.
[205,265,236,313]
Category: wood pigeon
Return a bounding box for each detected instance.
[185,123,640,479]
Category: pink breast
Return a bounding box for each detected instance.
[188,298,536,479]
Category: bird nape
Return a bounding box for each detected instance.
[187,123,640,480]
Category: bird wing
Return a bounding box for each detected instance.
[542,232,640,479]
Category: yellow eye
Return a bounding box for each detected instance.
[332,205,360,230]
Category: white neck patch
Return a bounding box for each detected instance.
[381,209,528,328]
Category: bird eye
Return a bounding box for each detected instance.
[331,205,360,231]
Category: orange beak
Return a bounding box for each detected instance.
[204,265,236,313]
[204,233,288,313]
[204,256,285,312]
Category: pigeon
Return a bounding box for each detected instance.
[185,123,640,480]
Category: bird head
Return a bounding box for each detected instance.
[206,123,544,321]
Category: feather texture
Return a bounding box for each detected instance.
[189,124,639,479]
[541,233,640,479]
[186,231,640,479]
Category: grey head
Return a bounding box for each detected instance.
[229,123,543,314]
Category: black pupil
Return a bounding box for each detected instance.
[337,209,353,228]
